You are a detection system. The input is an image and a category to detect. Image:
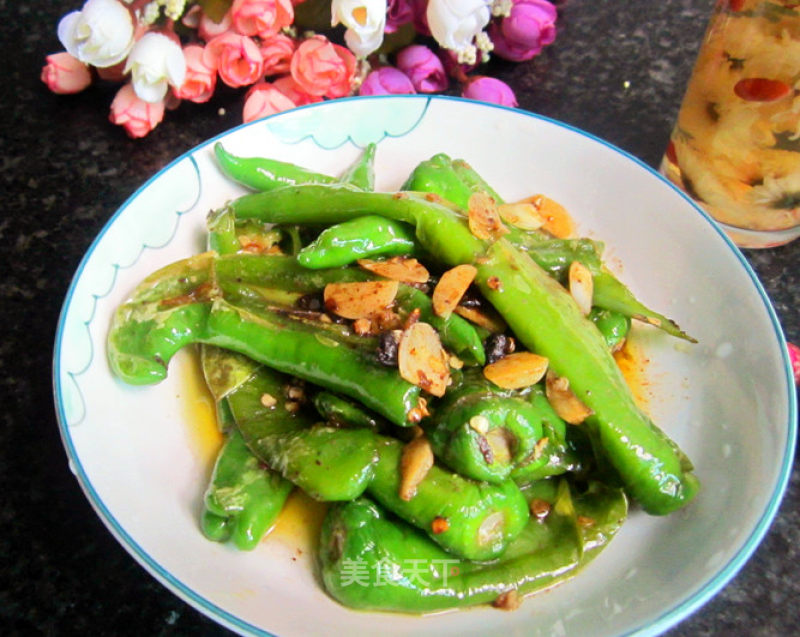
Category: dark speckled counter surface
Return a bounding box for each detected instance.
[2,1,797,634]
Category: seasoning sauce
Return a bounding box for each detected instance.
[181,348,326,552]
[614,338,651,412]
[179,348,224,467]
[180,335,650,553]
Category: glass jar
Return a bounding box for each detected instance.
[661,0,800,248]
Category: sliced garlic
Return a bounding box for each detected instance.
[432,264,477,318]
[468,191,509,241]
[357,257,430,284]
[453,305,508,334]
[399,436,434,501]
[483,352,549,389]
[398,321,451,397]
[497,202,545,230]
[568,261,594,316]
[524,194,575,238]
[545,369,593,424]
[323,280,399,320]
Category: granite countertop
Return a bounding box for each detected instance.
[2,0,797,634]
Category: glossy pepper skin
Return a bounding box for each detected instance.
[230,183,698,515]
[214,142,338,191]
[337,143,377,191]
[207,205,283,256]
[213,142,377,193]
[216,253,486,366]
[401,153,504,210]
[319,479,627,613]
[589,307,631,351]
[401,152,550,251]
[394,285,485,366]
[509,385,586,485]
[297,215,417,269]
[230,185,485,266]
[426,370,544,483]
[476,241,699,514]
[201,344,259,433]
[402,154,695,342]
[365,435,529,561]
[201,428,294,550]
[221,351,379,502]
[107,253,422,426]
[215,357,527,555]
[312,391,384,429]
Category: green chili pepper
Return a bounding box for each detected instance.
[402,154,505,209]
[207,205,241,255]
[364,435,529,561]
[521,237,604,281]
[201,428,294,550]
[297,216,417,269]
[319,479,627,613]
[475,241,699,515]
[211,300,421,426]
[509,385,585,485]
[107,253,422,426]
[450,157,506,205]
[230,185,485,266]
[401,153,492,208]
[394,285,485,366]
[312,391,384,429]
[401,153,552,251]
[200,344,260,432]
[215,252,370,291]
[200,344,260,403]
[338,143,377,191]
[592,271,695,342]
[426,370,544,483]
[229,184,698,514]
[402,156,694,341]
[214,142,339,191]
[221,354,379,502]
[207,205,284,256]
[589,307,631,351]
[216,253,486,366]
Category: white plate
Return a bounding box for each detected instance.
[53,95,797,636]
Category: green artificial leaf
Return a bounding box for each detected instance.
[197,0,234,23]
[376,23,417,57]
[294,0,333,31]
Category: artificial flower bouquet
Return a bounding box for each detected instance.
[41,0,559,138]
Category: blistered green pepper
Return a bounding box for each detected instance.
[589,307,631,351]
[201,429,293,550]
[426,370,544,484]
[207,205,283,256]
[297,215,417,269]
[319,479,627,613]
[509,385,585,485]
[364,435,529,561]
[222,354,379,502]
[107,253,422,426]
[214,142,338,191]
[476,240,699,514]
[215,253,485,366]
[228,184,698,514]
[402,154,694,341]
[338,143,377,191]
[312,391,384,429]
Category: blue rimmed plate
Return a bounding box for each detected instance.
[53,95,796,636]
